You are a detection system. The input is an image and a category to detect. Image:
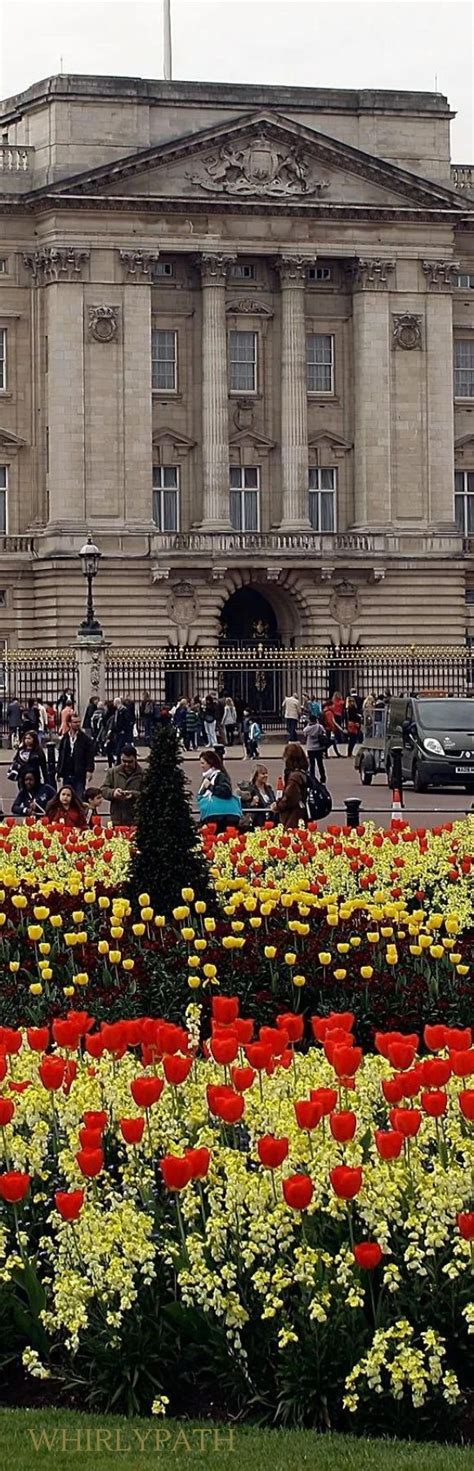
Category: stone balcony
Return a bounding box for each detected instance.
[149,528,464,563]
[0,145,34,190]
[451,164,474,196]
[0,536,37,556]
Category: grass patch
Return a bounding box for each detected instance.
[0,1409,472,1471]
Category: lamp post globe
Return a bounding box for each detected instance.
[78,534,103,638]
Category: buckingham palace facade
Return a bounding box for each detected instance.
[0,72,473,649]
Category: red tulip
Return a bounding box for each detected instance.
[323,1031,353,1064]
[282,1174,314,1210]
[310,1086,338,1115]
[130,1076,164,1108]
[212,996,239,1025]
[82,1110,108,1130]
[257,1135,289,1169]
[213,1093,245,1124]
[353,1242,383,1270]
[52,1019,81,1050]
[0,1099,14,1126]
[375,1129,404,1160]
[233,1018,254,1045]
[259,1027,289,1058]
[75,1148,104,1178]
[79,1126,103,1150]
[332,1045,362,1079]
[449,1050,474,1078]
[210,1035,239,1066]
[156,1022,189,1056]
[387,1042,416,1072]
[446,1028,472,1052]
[244,1042,273,1071]
[231,1066,255,1093]
[423,1024,447,1052]
[459,1091,474,1121]
[330,1110,357,1142]
[330,1165,363,1199]
[160,1155,192,1191]
[85,1034,105,1059]
[0,1170,30,1202]
[457,1212,474,1241]
[421,1090,447,1118]
[0,1059,6,1083]
[389,1108,421,1137]
[120,1117,145,1145]
[399,1067,424,1099]
[185,1147,211,1180]
[163,1054,193,1085]
[0,1029,22,1056]
[382,1077,405,1104]
[54,1189,84,1221]
[276,1013,304,1043]
[422,1058,451,1088]
[294,1100,322,1131]
[26,1027,50,1053]
[39,1056,66,1092]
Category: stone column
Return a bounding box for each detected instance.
[422,260,458,528]
[23,248,90,527]
[277,256,310,529]
[352,258,395,527]
[199,253,234,529]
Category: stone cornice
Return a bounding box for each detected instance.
[6,195,470,225]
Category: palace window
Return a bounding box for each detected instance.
[151,328,177,392]
[454,339,474,398]
[229,331,257,393]
[152,261,174,278]
[152,466,179,532]
[455,469,474,535]
[0,329,6,391]
[308,266,331,282]
[307,333,334,394]
[229,466,260,531]
[457,273,474,290]
[308,467,336,531]
[0,259,7,274]
[0,468,7,534]
[230,263,255,280]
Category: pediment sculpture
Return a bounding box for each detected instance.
[189,133,328,198]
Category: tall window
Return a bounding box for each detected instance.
[307,333,334,394]
[0,329,6,391]
[229,467,260,531]
[229,331,257,393]
[151,329,177,392]
[0,468,7,534]
[308,467,336,531]
[454,340,474,398]
[455,469,474,535]
[153,466,179,531]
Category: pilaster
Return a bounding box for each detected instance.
[199,253,235,530]
[352,259,395,527]
[277,256,311,530]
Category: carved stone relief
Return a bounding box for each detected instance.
[167,580,199,646]
[392,314,423,351]
[119,250,160,280]
[189,134,328,197]
[88,306,120,342]
[329,580,360,646]
[23,247,90,286]
[351,258,395,291]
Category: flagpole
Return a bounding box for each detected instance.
[163,0,173,81]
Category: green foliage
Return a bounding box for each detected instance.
[127,724,213,916]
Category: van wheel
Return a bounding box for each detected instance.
[361,769,373,786]
[413,763,428,794]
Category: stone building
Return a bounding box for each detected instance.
[0,72,473,649]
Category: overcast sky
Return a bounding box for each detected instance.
[0,0,472,159]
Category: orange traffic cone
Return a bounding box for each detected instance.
[391,784,404,822]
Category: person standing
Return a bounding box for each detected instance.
[282,692,300,742]
[345,697,362,757]
[6,695,21,748]
[302,711,328,783]
[9,729,48,786]
[275,743,308,830]
[140,691,156,747]
[222,695,237,747]
[185,701,200,751]
[101,744,145,826]
[57,713,95,798]
[203,695,218,747]
[321,701,343,757]
[82,695,99,734]
[249,764,276,824]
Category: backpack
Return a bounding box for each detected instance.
[250,721,263,742]
[306,774,332,822]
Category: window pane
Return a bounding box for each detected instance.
[320,492,335,532]
[230,489,242,530]
[467,472,474,495]
[230,467,242,489]
[229,331,256,392]
[0,330,5,391]
[308,491,320,530]
[307,334,333,393]
[455,494,465,533]
[468,497,474,535]
[162,490,178,531]
[454,339,474,396]
[455,470,464,495]
[243,467,258,489]
[320,467,335,491]
[153,466,162,490]
[163,466,178,488]
[151,329,176,391]
[153,489,162,528]
[308,466,318,491]
[243,490,258,531]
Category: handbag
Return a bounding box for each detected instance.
[197,791,242,821]
[306,775,332,821]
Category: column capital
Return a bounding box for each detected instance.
[276,255,309,286]
[198,252,236,285]
[23,247,90,286]
[119,249,159,281]
[351,258,395,291]
[421,259,460,291]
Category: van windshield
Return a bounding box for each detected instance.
[416,701,474,732]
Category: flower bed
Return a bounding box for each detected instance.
[0,1001,472,1432]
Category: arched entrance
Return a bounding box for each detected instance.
[219,586,281,648]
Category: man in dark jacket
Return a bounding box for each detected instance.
[57,713,95,798]
[100,745,145,826]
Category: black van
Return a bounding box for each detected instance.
[386,696,474,793]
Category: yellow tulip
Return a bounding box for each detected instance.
[110,926,124,940]
[41,968,53,981]
[318,952,331,965]
[445,917,459,935]
[264,946,277,960]
[181,927,195,942]
[293,974,306,988]
[419,936,432,950]
[195,901,206,915]
[427,914,443,931]
[449,953,462,965]
[133,923,145,938]
[172,906,189,922]
[194,938,207,952]
[155,916,166,928]
[457,965,469,976]
[63,986,75,998]
[360,966,373,980]
[141,908,154,923]
[284,952,297,966]
[410,945,422,956]
[250,917,262,929]
[34,907,49,921]
[139,893,151,906]
[84,891,96,903]
[75,973,89,987]
[12,895,27,910]
[334,968,347,981]
[203,963,217,979]
[9,961,20,973]
[381,927,394,939]
[27,926,43,942]
[98,896,110,910]
[337,943,350,955]
[204,918,216,934]
[98,940,109,955]
[367,933,380,944]
[122,958,135,972]
[188,975,201,990]
[72,911,84,924]
[29,983,43,996]
[50,915,62,929]
[39,943,51,956]
[109,950,122,964]
[350,937,362,948]
[231,921,245,934]
[430,945,444,960]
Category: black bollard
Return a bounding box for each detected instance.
[46,740,57,789]
[344,797,362,829]
[390,744,404,810]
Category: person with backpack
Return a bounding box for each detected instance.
[302,711,328,783]
[275,743,308,829]
[246,712,262,759]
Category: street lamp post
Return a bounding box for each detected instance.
[78,534,103,638]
